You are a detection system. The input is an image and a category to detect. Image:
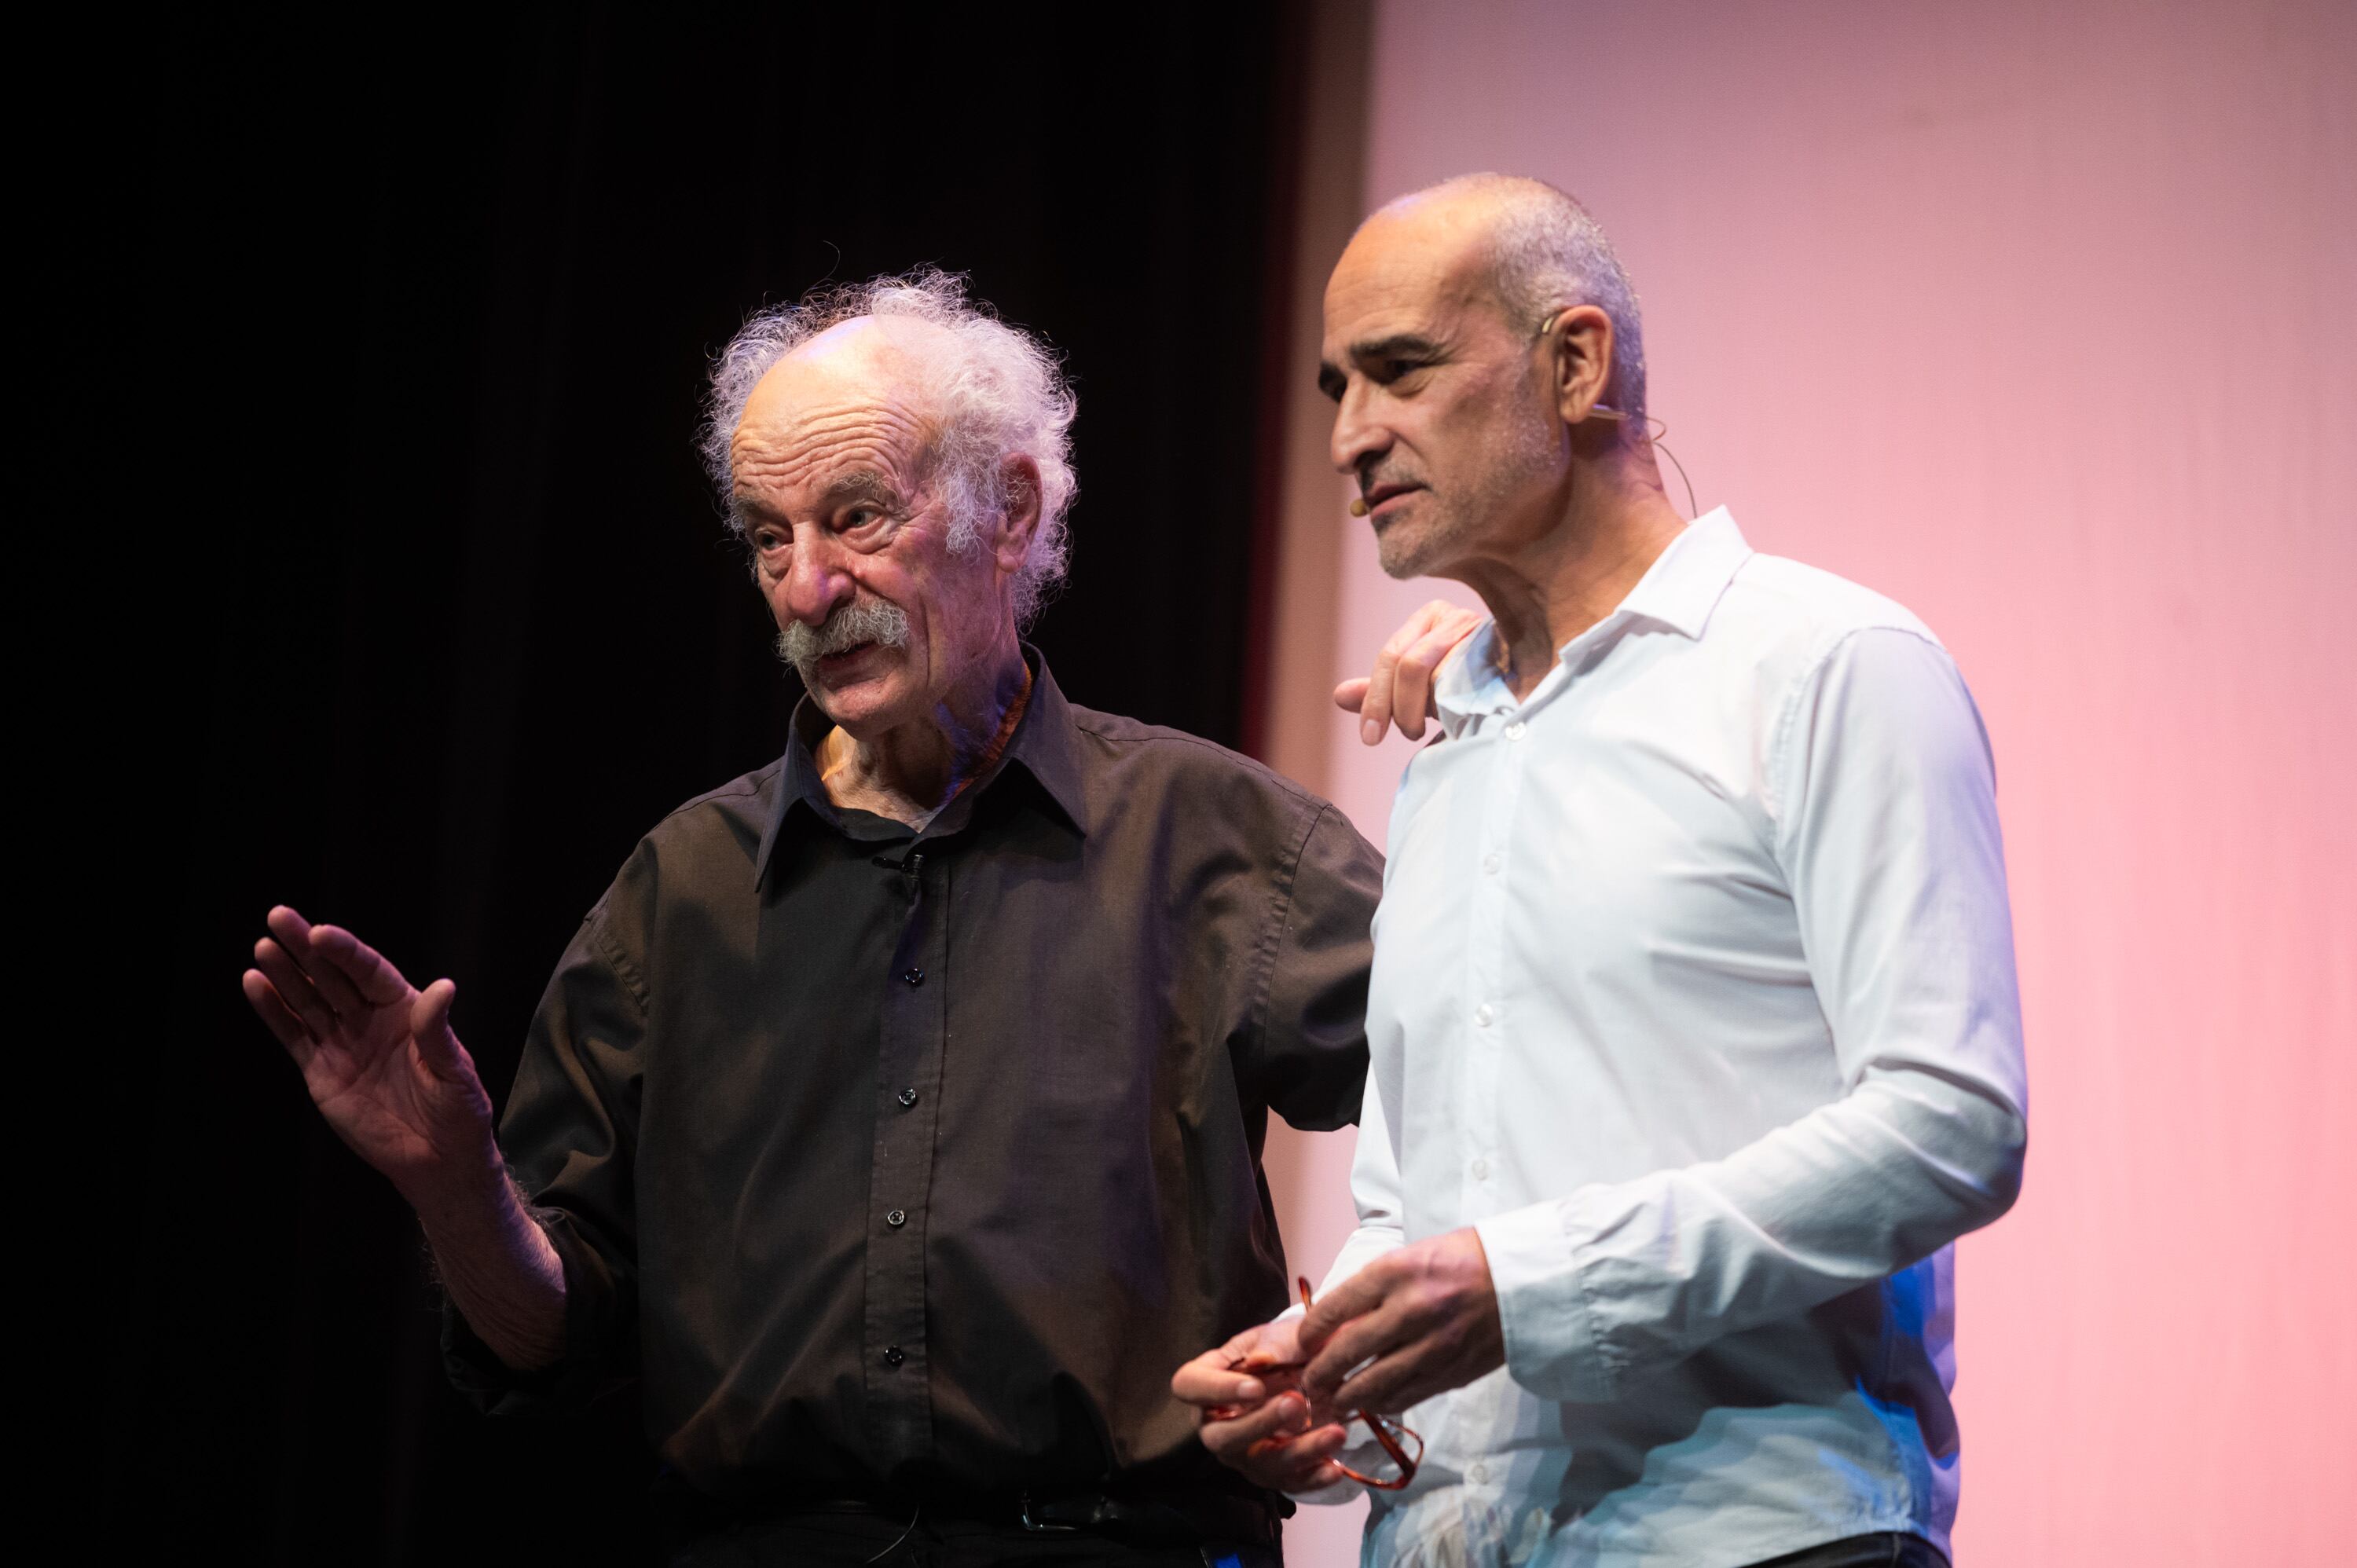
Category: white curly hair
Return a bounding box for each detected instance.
[700,269,1079,625]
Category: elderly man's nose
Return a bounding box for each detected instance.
[781,548,852,625]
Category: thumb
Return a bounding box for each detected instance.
[410,979,466,1077]
[1332,676,1372,713]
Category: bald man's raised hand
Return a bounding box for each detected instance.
[1335,599,1485,746]
[242,905,497,1209]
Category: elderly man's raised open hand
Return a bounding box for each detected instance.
[1334,598,1486,746]
[242,906,497,1207]
[1295,1228,1505,1422]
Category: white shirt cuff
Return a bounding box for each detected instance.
[1475,1198,1613,1403]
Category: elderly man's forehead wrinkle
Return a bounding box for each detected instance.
[730,394,936,501]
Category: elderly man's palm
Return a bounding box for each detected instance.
[242,905,496,1204]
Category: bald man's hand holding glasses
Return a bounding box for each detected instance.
[1174,1229,1504,1497]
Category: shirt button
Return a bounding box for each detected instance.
[1504,721,1527,740]
[1471,1158,1490,1181]
[1483,852,1501,875]
[882,1345,906,1368]
[1468,1461,1489,1485]
[897,1088,918,1108]
[885,1208,907,1228]
[901,968,925,987]
[1474,1003,1494,1028]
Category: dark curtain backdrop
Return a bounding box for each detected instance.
[121,9,1303,1560]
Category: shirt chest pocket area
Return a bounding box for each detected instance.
[1514,753,1804,991]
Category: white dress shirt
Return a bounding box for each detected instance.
[1316,510,2027,1568]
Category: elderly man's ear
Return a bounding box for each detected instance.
[992,454,1044,574]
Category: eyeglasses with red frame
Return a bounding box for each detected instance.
[1211,1276,1424,1491]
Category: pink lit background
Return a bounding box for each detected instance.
[1256,2,2356,1563]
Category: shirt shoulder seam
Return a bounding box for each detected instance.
[1241,798,1328,1069]
[1064,712,1325,807]
[581,893,651,1014]
[1762,624,1949,833]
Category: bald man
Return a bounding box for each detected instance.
[1176,178,2027,1568]
[243,271,1482,1566]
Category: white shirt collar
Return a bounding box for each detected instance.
[1434,507,1753,727]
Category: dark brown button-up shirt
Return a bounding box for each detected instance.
[446,654,1381,1512]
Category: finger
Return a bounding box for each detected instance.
[1360,639,1402,745]
[253,938,338,1040]
[265,907,367,1017]
[1328,1329,1456,1418]
[1296,1266,1390,1357]
[1389,629,1461,742]
[409,979,466,1078]
[1332,676,1372,714]
[307,924,412,1009]
[1300,1301,1409,1404]
[1174,1346,1266,1409]
[1200,1391,1314,1459]
[241,969,316,1063]
[266,903,318,949]
[1244,1421,1351,1490]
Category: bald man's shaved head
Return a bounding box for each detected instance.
[1367,174,1648,432]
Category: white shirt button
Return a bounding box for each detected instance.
[1483,852,1501,874]
[1505,720,1527,740]
[1471,1157,1490,1181]
[1473,1003,1494,1028]
[1468,1461,1490,1485]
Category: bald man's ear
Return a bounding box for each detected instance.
[993,454,1044,574]
[1544,305,1619,428]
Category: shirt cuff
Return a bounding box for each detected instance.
[1475,1198,1614,1404]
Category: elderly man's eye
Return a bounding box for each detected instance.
[753,529,785,551]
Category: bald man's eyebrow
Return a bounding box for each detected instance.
[1351,332,1445,367]
[1318,333,1450,401]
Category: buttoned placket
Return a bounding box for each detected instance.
[1462,712,1518,1229]
[862,843,951,1463]
[1455,641,1598,1229]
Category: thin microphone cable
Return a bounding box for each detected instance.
[863,1507,922,1563]
[1648,419,1699,517]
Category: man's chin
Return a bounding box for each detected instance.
[804,661,912,732]
[1369,499,1456,581]
[1374,526,1443,581]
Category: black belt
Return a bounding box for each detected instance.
[1012,1489,1283,1546]
[694,1489,1285,1548]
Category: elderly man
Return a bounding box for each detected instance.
[241,271,1426,1566]
[1176,176,2029,1568]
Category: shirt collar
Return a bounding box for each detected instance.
[1433,507,1753,729]
[753,644,1090,887]
[1615,506,1750,640]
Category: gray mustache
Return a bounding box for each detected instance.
[778,599,911,677]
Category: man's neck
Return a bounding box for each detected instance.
[818,641,1033,830]
[1458,458,1688,702]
